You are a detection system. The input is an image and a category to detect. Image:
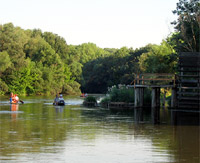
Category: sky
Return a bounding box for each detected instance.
[0,0,178,49]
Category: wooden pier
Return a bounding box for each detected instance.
[128,52,200,110]
[128,73,176,108]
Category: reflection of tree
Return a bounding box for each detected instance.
[0,104,81,157]
[81,108,199,163]
[0,103,199,163]
[173,126,199,162]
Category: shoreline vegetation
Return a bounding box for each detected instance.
[83,85,171,109]
[0,0,199,97]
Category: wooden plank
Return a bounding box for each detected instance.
[178,101,199,105]
[180,52,200,57]
[128,85,174,88]
[177,92,200,95]
[178,87,200,89]
[178,75,200,77]
[178,64,200,68]
[177,105,199,109]
[177,97,199,100]
[178,69,200,72]
[135,78,174,81]
[139,73,174,76]
[179,79,199,83]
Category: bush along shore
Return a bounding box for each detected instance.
[91,84,170,110]
[83,96,97,107]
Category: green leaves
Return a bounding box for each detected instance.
[0,23,79,95]
[0,51,11,72]
[171,0,200,52]
[138,42,178,73]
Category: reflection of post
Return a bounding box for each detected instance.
[151,107,160,124]
[171,87,177,108]
[151,87,160,124]
[170,110,177,125]
[134,108,143,124]
[151,87,160,108]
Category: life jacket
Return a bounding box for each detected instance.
[12,95,18,103]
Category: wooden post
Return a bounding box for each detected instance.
[134,87,144,108]
[171,87,177,108]
[134,88,139,107]
[151,87,160,108]
[139,87,144,107]
[151,87,160,124]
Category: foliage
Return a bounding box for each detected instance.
[0,51,11,72]
[108,85,134,103]
[84,96,97,103]
[100,96,110,107]
[0,23,80,95]
[170,0,200,52]
[81,47,148,93]
[0,8,182,96]
[138,42,178,73]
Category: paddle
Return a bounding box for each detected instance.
[20,100,24,104]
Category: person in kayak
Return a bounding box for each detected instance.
[53,94,59,105]
[58,94,65,105]
[10,92,14,103]
[10,94,19,104]
[10,93,24,104]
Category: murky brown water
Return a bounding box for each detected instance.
[0,96,199,163]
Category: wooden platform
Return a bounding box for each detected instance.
[177,52,200,109]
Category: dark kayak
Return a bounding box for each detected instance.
[53,100,65,106]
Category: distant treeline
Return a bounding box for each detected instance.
[0,0,199,95]
[0,23,176,95]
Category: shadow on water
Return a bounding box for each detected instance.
[81,106,200,126]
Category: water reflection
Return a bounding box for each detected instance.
[10,104,19,120]
[54,105,64,113]
[170,109,200,126]
[10,104,19,112]
[0,96,199,163]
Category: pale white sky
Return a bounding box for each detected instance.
[0,0,178,49]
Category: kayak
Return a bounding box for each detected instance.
[53,100,65,106]
[10,100,24,104]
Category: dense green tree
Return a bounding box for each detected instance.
[0,23,80,95]
[42,32,69,59]
[0,23,28,68]
[0,51,11,72]
[81,47,147,93]
[170,0,200,52]
[138,42,177,73]
[0,19,179,95]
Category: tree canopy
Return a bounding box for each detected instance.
[170,0,200,52]
[0,0,196,95]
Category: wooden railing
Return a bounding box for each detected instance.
[132,73,176,87]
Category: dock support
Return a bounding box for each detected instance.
[151,87,160,108]
[171,87,177,108]
[134,87,144,108]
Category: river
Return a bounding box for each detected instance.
[0,95,199,163]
